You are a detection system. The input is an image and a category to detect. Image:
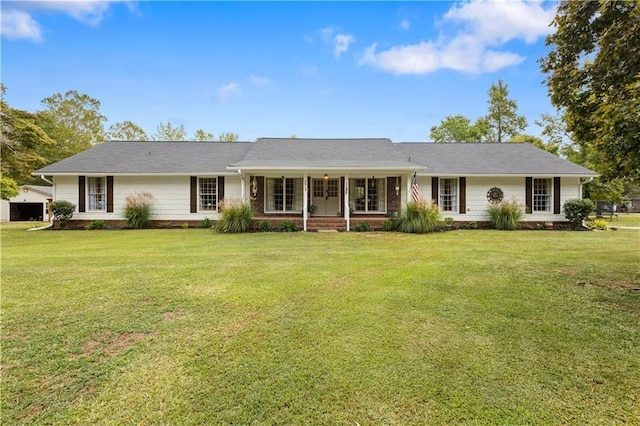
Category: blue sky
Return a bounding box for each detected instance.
[1,1,558,142]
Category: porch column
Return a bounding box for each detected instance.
[239,170,246,200]
[344,174,350,231]
[406,173,412,205]
[303,172,308,231]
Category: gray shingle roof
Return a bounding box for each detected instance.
[35,141,252,175]
[35,139,597,177]
[229,138,422,170]
[398,143,598,176]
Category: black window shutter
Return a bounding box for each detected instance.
[217,176,225,205]
[431,177,439,205]
[190,177,197,213]
[525,177,533,214]
[459,177,466,214]
[554,177,561,214]
[78,176,86,212]
[106,176,114,213]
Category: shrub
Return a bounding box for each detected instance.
[589,219,608,230]
[257,220,273,232]
[85,220,107,230]
[382,219,396,231]
[563,198,595,229]
[182,222,190,229]
[216,200,254,233]
[397,200,439,233]
[50,200,76,229]
[197,217,213,229]
[279,220,298,232]
[443,217,454,229]
[468,221,478,229]
[124,192,154,229]
[355,222,372,232]
[487,199,524,230]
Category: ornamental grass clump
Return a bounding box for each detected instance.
[217,200,254,233]
[397,199,439,233]
[124,192,154,229]
[487,198,524,230]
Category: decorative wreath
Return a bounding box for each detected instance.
[487,187,504,204]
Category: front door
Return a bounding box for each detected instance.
[311,178,340,216]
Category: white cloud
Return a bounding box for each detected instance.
[360,0,555,75]
[319,26,356,59]
[400,19,410,30]
[333,33,355,59]
[249,76,272,86]
[217,83,240,103]
[1,10,43,42]
[1,1,133,41]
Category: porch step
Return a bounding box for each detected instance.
[307,218,347,232]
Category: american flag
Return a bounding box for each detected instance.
[411,172,420,202]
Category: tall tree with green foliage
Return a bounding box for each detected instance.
[541,0,640,182]
[1,85,55,184]
[483,80,527,143]
[429,115,488,143]
[106,120,148,141]
[1,176,20,200]
[152,122,187,141]
[37,90,106,162]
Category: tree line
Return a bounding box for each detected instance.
[0,85,239,197]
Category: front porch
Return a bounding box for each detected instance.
[252,216,392,232]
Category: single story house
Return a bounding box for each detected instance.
[0,185,52,222]
[34,138,598,230]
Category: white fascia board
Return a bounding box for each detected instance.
[416,173,598,178]
[32,172,239,177]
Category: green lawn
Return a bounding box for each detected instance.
[2,225,639,424]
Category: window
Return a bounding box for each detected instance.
[533,178,551,212]
[439,178,457,212]
[87,177,106,211]
[265,178,303,212]
[349,178,385,213]
[199,178,217,211]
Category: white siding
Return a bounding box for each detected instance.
[412,176,583,222]
[54,174,245,221]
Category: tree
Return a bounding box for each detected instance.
[536,113,571,155]
[429,115,488,143]
[152,122,187,141]
[483,80,527,143]
[509,134,560,155]
[1,85,55,184]
[106,121,148,141]
[218,132,239,142]
[193,129,216,141]
[585,178,625,217]
[37,90,106,162]
[1,176,20,200]
[541,1,640,182]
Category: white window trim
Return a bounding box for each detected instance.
[532,178,552,213]
[198,177,218,213]
[438,177,458,213]
[87,176,106,212]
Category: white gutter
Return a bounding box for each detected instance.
[28,216,54,231]
[40,175,53,185]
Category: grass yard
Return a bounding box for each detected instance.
[1,225,639,424]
